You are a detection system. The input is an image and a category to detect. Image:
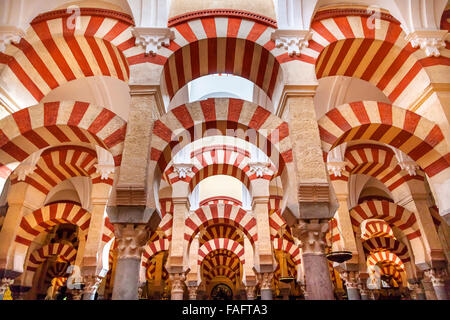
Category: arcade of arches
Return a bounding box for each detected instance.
[0,0,450,301]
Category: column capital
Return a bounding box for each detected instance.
[340,271,359,289]
[327,161,347,177]
[257,272,274,290]
[292,219,329,254]
[172,163,193,179]
[71,289,83,300]
[82,275,103,295]
[187,284,198,300]
[271,29,313,57]
[405,30,448,57]
[248,162,274,178]
[0,26,24,53]
[133,27,174,56]
[113,223,151,259]
[169,272,186,293]
[424,267,448,287]
[245,285,256,300]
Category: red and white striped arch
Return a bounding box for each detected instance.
[102,216,114,244]
[159,198,174,219]
[363,237,410,262]
[361,219,395,240]
[26,243,76,272]
[0,101,127,176]
[273,238,301,265]
[160,11,297,100]
[201,250,241,282]
[332,144,425,193]
[198,238,244,265]
[141,238,170,269]
[199,224,244,246]
[268,208,285,237]
[15,202,91,248]
[350,200,421,240]
[165,144,277,189]
[367,251,406,272]
[199,196,242,207]
[0,8,152,106]
[309,9,450,106]
[318,101,450,178]
[10,146,112,198]
[150,98,292,174]
[185,203,257,246]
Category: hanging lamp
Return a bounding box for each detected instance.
[278,226,294,283]
[325,218,352,263]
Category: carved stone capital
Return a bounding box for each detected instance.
[173,163,193,179]
[169,272,186,293]
[398,161,419,176]
[257,272,274,290]
[292,219,329,254]
[248,162,274,178]
[133,27,175,56]
[327,161,347,177]
[405,30,448,57]
[0,27,24,53]
[94,163,115,180]
[14,163,37,181]
[408,282,425,295]
[82,275,103,295]
[340,271,359,289]
[113,223,151,259]
[245,285,256,299]
[271,29,313,56]
[187,285,198,300]
[424,268,448,287]
[71,289,83,300]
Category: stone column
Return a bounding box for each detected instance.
[169,272,185,300]
[340,271,361,300]
[166,194,189,274]
[293,220,335,300]
[71,289,83,300]
[187,284,198,300]
[245,285,256,300]
[112,223,150,300]
[358,274,370,300]
[258,272,274,300]
[409,279,427,300]
[250,177,275,276]
[82,275,102,300]
[425,268,448,300]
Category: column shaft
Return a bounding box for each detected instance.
[111,223,150,300]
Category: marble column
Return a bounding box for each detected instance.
[82,275,102,300]
[112,223,150,300]
[169,272,185,300]
[187,285,198,300]
[71,289,83,300]
[340,271,361,300]
[258,272,274,300]
[426,268,448,300]
[410,280,427,300]
[293,220,335,300]
[245,285,256,300]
